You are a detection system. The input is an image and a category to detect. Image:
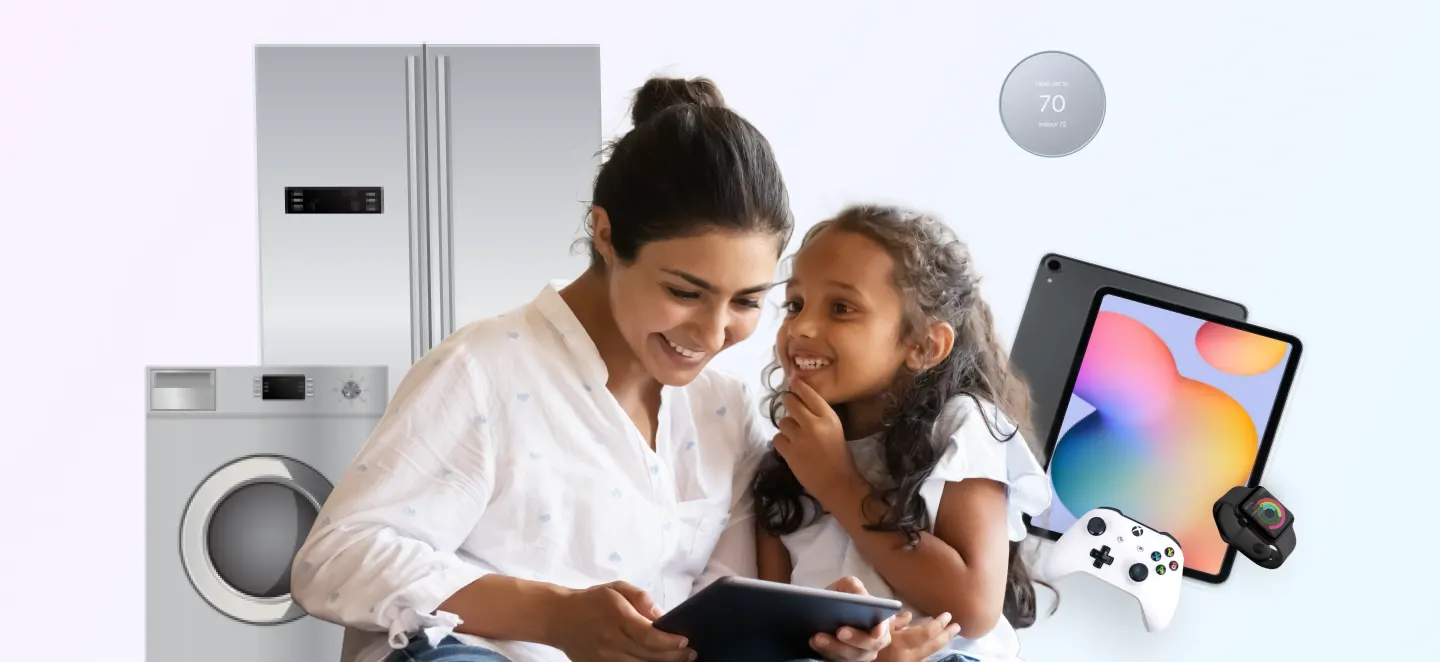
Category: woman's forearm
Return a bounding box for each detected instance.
[439,575,575,647]
[292,522,489,631]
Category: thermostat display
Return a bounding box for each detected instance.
[999,51,1106,157]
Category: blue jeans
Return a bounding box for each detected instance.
[384,635,512,662]
[383,635,979,662]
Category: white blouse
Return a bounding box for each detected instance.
[780,397,1052,662]
[290,282,770,662]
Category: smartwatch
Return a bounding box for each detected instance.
[1212,486,1296,569]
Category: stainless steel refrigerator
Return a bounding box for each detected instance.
[256,45,602,400]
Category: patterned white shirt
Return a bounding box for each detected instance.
[290,282,770,662]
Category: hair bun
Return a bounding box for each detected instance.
[630,76,726,126]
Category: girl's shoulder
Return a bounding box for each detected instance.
[927,395,1039,479]
[925,396,1051,530]
[932,396,1021,447]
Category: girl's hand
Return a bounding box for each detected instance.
[773,378,862,502]
[875,612,961,662]
[808,577,893,662]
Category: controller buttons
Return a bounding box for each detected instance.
[1131,526,1144,537]
[1086,516,1106,536]
[1155,565,1166,575]
[1151,551,1161,562]
[1090,545,1115,569]
[1169,560,1179,571]
[1128,563,1148,582]
[1165,547,1175,557]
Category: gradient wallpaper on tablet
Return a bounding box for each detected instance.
[1030,293,1294,576]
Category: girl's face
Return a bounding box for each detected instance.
[778,228,917,406]
[603,227,781,387]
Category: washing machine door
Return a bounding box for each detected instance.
[180,454,333,625]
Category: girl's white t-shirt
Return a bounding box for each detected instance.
[289,281,771,662]
[779,396,1052,662]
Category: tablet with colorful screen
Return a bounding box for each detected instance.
[1026,287,1302,583]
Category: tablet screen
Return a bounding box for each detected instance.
[1028,289,1301,580]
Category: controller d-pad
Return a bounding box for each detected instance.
[1090,545,1115,569]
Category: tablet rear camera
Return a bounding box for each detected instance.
[1046,259,1062,272]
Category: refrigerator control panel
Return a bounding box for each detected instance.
[285,186,383,214]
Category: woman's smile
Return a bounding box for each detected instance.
[660,333,709,363]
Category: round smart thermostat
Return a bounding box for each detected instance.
[999,51,1106,157]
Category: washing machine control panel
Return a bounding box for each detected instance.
[246,372,373,405]
[148,366,385,414]
[254,374,313,400]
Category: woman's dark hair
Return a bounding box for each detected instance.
[584,76,793,266]
[751,204,1057,628]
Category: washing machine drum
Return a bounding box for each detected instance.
[181,455,333,625]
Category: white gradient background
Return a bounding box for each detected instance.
[1,0,1436,660]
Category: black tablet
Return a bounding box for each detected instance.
[654,577,902,661]
[1009,253,1248,462]
[1025,287,1302,584]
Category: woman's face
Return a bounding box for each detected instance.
[600,223,782,387]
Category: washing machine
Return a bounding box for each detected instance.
[146,365,387,662]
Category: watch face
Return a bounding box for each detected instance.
[998,51,1106,157]
[1242,488,1292,541]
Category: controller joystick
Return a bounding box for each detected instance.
[1042,507,1184,632]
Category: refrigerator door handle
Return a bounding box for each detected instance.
[405,54,431,365]
[436,54,455,339]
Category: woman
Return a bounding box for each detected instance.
[290,76,891,662]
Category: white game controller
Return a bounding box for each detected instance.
[1042,507,1184,632]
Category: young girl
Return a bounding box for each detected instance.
[752,205,1056,662]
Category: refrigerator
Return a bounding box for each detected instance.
[255,45,602,400]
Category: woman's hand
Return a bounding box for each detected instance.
[548,581,695,662]
[808,577,894,661]
[875,611,961,662]
[773,379,864,503]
